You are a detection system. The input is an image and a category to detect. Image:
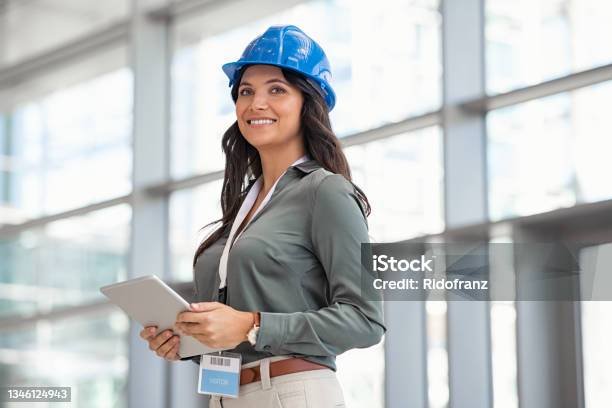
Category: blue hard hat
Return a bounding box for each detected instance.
[222,25,336,111]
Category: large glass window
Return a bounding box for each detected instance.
[487,80,612,221]
[0,204,130,406]
[344,127,444,242]
[0,310,129,408]
[489,233,518,408]
[336,340,385,408]
[171,0,441,178]
[0,205,131,318]
[169,180,223,281]
[4,68,133,221]
[486,0,612,94]
[0,0,129,67]
[427,301,449,408]
[0,113,8,209]
[579,243,612,408]
[490,301,518,408]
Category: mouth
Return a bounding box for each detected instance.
[247,118,277,126]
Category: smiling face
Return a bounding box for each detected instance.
[235,65,304,151]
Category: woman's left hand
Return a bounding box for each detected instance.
[175,302,254,349]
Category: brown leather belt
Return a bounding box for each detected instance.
[240,358,328,386]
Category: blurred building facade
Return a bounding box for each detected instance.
[0,0,611,407]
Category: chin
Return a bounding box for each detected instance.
[243,133,280,148]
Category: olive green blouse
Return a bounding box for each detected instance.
[189,159,386,371]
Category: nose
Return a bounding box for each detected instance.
[250,92,269,110]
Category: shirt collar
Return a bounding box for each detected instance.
[291,154,311,167]
[292,158,322,174]
[245,155,321,189]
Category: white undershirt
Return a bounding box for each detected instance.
[217,154,310,289]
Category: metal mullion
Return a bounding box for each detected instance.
[1,113,9,202]
[462,63,612,113]
[148,0,307,23]
[341,111,442,148]
[400,198,612,246]
[0,194,131,238]
[0,300,114,332]
[147,0,242,21]
[146,169,224,196]
[128,0,172,406]
[0,20,129,88]
[442,2,493,408]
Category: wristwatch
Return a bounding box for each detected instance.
[247,311,260,346]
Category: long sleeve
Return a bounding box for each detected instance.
[253,174,386,356]
[180,355,200,365]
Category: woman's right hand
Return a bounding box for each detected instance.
[139,325,181,361]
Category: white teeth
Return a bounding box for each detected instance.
[249,119,275,125]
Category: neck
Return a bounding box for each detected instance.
[257,144,307,194]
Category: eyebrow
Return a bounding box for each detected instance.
[239,79,290,87]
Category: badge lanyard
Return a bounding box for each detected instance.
[217,155,310,289]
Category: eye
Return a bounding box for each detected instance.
[270,86,286,94]
[238,88,251,96]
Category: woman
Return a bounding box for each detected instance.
[140,25,386,407]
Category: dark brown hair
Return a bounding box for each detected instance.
[192,66,371,267]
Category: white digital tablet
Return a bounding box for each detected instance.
[100,275,221,358]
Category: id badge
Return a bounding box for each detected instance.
[197,352,242,398]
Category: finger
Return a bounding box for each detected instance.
[160,335,179,358]
[157,335,179,358]
[190,302,223,312]
[164,340,181,361]
[149,330,174,351]
[156,336,177,358]
[141,326,157,340]
[176,311,204,324]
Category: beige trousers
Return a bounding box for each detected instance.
[208,356,346,408]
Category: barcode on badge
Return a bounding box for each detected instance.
[210,356,231,367]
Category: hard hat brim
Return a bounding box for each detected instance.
[222,61,336,111]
